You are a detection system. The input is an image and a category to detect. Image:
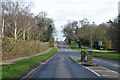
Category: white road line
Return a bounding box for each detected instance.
[21,64,41,79]
[87,66,119,74]
[84,67,101,77]
[102,75,110,76]
[94,59,119,68]
[21,53,57,79]
[108,69,119,74]
[93,69,119,74]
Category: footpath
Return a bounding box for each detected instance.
[0,48,53,66]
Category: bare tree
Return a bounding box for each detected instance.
[3,1,33,40]
[2,2,5,37]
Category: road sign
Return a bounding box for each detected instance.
[88,51,92,55]
[98,41,102,46]
[87,51,93,62]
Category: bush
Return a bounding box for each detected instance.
[2,37,50,60]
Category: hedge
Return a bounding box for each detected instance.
[2,37,50,60]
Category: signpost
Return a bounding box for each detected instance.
[98,41,102,49]
[87,51,93,63]
[98,41,102,46]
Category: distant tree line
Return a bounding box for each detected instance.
[62,17,120,52]
[1,1,55,42]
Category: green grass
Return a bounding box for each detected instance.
[2,48,58,79]
[68,43,120,60]
[109,52,120,54]
[69,44,89,51]
[93,51,120,60]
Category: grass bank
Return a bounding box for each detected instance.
[2,48,58,79]
[68,43,120,60]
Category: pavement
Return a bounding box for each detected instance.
[0,48,53,66]
[30,42,119,78]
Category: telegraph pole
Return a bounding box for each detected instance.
[90,29,92,50]
[90,22,95,50]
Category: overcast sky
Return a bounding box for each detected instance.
[30,0,119,41]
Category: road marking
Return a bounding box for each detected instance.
[93,69,119,74]
[84,67,101,77]
[108,69,119,74]
[69,53,119,78]
[21,52,57,79]
[21,64,41,79]
[102,75,110,76]
[94,58,119,68]
[93,70,111,72]
[86,65,119,74]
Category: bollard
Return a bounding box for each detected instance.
[87,51,93,63]
[81,50,86,61]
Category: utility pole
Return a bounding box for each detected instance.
[90,29,92,50]
[90,22,94,50]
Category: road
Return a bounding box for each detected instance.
[31,42,119,78]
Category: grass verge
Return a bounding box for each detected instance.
[68,43,120,60]
[2,48,58,79]
[69,43,89,51]
[92,51,120,60]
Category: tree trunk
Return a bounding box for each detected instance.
[68,39,71,44]
[23,28,26,40]
[2,5,5,38]
[2,19,5,37]
[78,41,81,48]
[14,2,18,39]
[14,25,17,39]
[27,27,30,40]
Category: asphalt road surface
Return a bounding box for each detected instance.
[31,42,119,78]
